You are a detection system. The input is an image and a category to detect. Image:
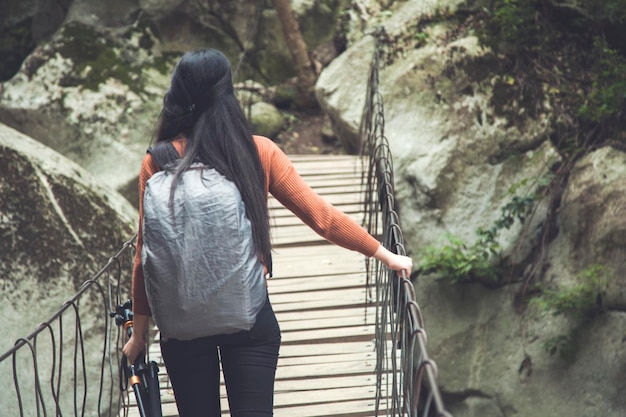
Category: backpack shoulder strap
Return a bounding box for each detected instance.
[147,141,179,170]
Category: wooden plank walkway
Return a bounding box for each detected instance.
[130,154,390,417]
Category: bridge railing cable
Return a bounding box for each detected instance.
[359,28,452,417]
[0,235,138,417]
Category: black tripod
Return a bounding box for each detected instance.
[112,300,163,417]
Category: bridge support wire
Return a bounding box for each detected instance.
[359,27,453,417]
[0,235,138,417]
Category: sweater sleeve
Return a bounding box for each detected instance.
[131,153,158,316]
[255,136,381,257]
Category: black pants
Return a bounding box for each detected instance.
[160,298,281,417]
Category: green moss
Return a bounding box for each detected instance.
[57,22,145,92]
[0,148,72,281]
[577,37,626,123]
[49,176,133,251]
[0,146,134,287]
[476,0,626,150]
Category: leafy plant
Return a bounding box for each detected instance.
[581,0,626,23]
[419,193,535,284]
[419,233,498,284]
[529,265,609,361]
[577,38,626,124]
[542,333,576,360]
[480,0,538,53]
[529,264,608,319]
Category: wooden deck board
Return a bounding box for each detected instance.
[126,154,390,417]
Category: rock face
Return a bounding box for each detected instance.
[0,0,350,204]
[0,123,136,351]
[0,122,137,415]
[315,1,626,416]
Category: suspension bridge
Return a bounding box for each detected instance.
[0,33,452,417]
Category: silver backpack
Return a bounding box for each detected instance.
[141,145,266,340]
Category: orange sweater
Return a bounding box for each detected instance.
[131,135,381,315]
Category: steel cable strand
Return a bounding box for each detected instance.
[0,248,132,363]
[411,360,432,416]
[375,209,397,414]
[105,257,124,416]
[61,300,87,417]
[38,322,64,417]
[372,232,392,412]
[362,152,380,299]
[383,226,406,415]
[403,300,424,416]
[57,309,64,416]
[71,278,110,416]
[405,300,427,415]
[0,236,137,417]
[12,337,46,417]
[89,278,115,417]
[358,24,453,417]
[99,237,138,416]
[31,333,48,416]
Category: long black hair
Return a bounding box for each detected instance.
[151,48,272,273]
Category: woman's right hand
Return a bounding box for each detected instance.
[373,245,414,277]
[122,333,145,364]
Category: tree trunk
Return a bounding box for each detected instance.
[271,0,318,110]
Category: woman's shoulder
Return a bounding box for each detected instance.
[253,135,277,150]
[253,135,284,161]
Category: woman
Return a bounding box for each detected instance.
[123,48,413,417]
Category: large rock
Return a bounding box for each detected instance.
[316,1,626,416]
[0,123,136,353]
[0,19,172,197]
[0,122,137,415]
[545,146,626,310]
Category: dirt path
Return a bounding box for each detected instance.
[275,112,346,155]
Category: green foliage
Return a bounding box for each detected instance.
[419,233,498,284]
[414,31,429,47]
[529,264,609,360]
[581,0,626,23]
[486,0,537,49]
[530,264,608,319]
[419,192,535,284]
[476,0,626,148]
[577,38,626,123]
[542,333,577,361]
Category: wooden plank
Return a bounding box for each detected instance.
[130,387,382,412]
[268,184,362,199]
[271,244,370,260]
[269,201,364,216]
[273,399,387,417]
[277,351,375,366]
[280,325,376,345]
[278,313,375,331]
[147,332,384,359]
[268,273,367,292]
[270,287,369,304]
[276,307,376,323]
[269,191,363,206]
[269,206,363,218]
[150,399,385,417]
[275,177,363,189]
